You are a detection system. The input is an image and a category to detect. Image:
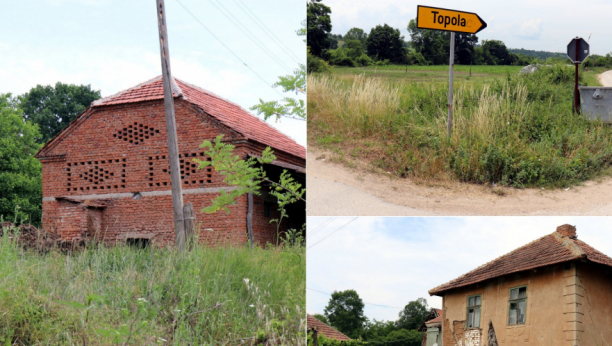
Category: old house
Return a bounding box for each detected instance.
[429,225,612,346]
[307,314,352,342]
[35,76,305,246]
[418,308,443,346]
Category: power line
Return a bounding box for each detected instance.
[208,0,293,73]
[174,0,284,98]
[307,288,404,309]
[307,217,358,250]
[233,0,302,64]
[308,217,336,237]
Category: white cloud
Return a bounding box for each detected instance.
[511,18,543,40]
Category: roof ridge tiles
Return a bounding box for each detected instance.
[552,231,586,257]
[428,232,554,295]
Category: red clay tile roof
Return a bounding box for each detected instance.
[41,76,305,160]
[307,314,352,341]
[425,309,443,324]
[429,225,612,296]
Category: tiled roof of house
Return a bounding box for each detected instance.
[429,225,612,296]
[418,308,443,331]
[307,315,352,341]
[39,76,305,160]
[425,309,443,324]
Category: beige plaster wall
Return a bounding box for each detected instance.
[442,264,571,346]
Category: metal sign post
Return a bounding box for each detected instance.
[567,37,590,114]
[448,32,455,138]
[417,5,487,137]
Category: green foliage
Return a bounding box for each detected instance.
[0,234,306,344]
[308,49,332,73]
[251,24,306,121]
[250,64,306,121]
[366,24,406,63]
[308,334,367,346]
[370,329,422,346]
[361,319,400,341]
[396,298,429,330]
[344,28,368,47]
[196,135,270,215]
[197,135,305,243]
[313,313,329,324]
[307,0,333,57]
[0,94,43,226]
[324,289,367,339]
[19,82,101,144]
[584,53,612,67]
[310,65,612,188]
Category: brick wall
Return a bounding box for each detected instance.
[39,99,302,246]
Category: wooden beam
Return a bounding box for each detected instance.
[156,0,186,251]
[183,203,195,251]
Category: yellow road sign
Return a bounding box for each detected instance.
[416,5,487,34]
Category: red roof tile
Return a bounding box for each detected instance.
[425,309,443,324]
[429,225,612,296]
[92,76,305,159]
[307,315,352,341]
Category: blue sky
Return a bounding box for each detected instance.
[0,0,305,146]
[325,0,612,56]
[307,216,612,322]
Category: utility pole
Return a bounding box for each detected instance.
[156,0,187,251]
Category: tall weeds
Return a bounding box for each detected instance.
[309,66,612,187]
[0,232,305,345]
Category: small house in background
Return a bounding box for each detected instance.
[307,314,351,342]
[418,308,442,346]
[429,225,612,346]
[35,76,305,247]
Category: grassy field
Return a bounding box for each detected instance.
[309,64,612,188]
[0,227,305,345]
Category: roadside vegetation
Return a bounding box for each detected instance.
[309,65,612,188]
[0,223,305,345]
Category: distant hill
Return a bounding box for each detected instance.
[509,48,566,60]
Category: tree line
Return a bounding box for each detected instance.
[311,289,431,345]
[0,84,101,226]
[307,0,612,71]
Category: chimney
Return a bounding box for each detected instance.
[556,224,577,239]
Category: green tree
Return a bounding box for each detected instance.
[313,313,329,324]
[396,298,429,330]
[362,319,399,341]
[307,0,332,58]
[407,19,479,65]
[0,94,43,225]
[19,82,101,144]
[481,40,515,65]
[251,24,306,121]
[324,289,367,339]
[344,27,368,47]
[381,329,422,346]
[366,24,406,63]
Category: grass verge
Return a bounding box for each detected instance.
[309,65,612,188]
[0,226,305,345]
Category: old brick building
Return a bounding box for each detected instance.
[35,76,305,247]
[429,225,612,346]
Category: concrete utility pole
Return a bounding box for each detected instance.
[156,0,187,251]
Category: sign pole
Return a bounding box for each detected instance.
[448,31,455,138]
[574,39,579,114]
[156,0,187,251]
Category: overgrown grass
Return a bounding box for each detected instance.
[309,65,612,188]
[0,228,305,345]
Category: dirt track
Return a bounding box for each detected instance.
[308,148,612,216]
[599,70,612,87]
